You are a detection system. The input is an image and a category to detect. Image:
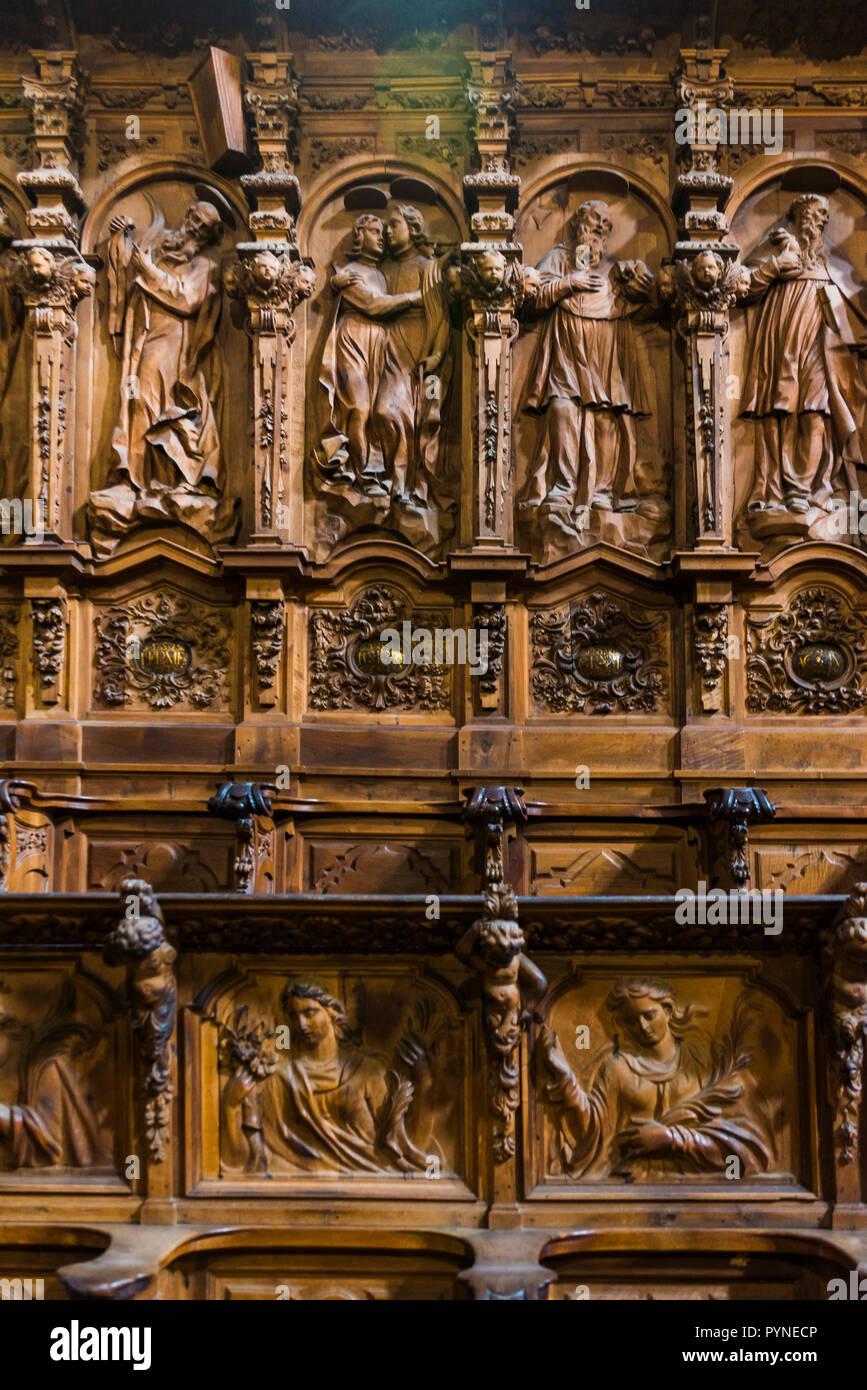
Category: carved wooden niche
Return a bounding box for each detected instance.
[746,584,867,714]
[187,965,474,1194]
[530,589,671,715]
[91,585,234,714]
[729,176,867,560]
[81,175,246,559]
[513,175,675,565]
[0,962,128,1188]
[528,969,806,1194]
[308,584,454,714]
[302,177,462,560]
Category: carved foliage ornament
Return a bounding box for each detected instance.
[93,591,232,711]
[824,884,867,1166]
[746,588,867,714]
[309,586,451,712]
[532,592,667,714]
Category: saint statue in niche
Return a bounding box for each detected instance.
[518,199,667,559]
[312,204,455,553]
[88,195,240,555]
[220,980,442,1176]
[739,194,867,540]
[0,979,112,1170]
[536,979,777,1180]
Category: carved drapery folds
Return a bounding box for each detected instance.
[704,785,776,891]
[103,879,176,1163]
[309,585,452,712]
[746,588,867,714]
[207,781,275,894]
[531,591,668,714]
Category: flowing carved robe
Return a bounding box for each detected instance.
[1,1056,111,1170]
[740,254,867,473]
[551,1045,774,1180]
[523,247,653,417]
[106,230,224,494]
[238,1051,417,1175]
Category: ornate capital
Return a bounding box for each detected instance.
[225,244,315,339]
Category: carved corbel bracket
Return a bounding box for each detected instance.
[0,779,36,889]
[703,785,776,890]
[207,781,276,893]
[462,784,527,892]
[823,885,867,1184]
[103,880,177,1165]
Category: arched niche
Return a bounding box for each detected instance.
[728,161,867,557]
[75,165,248,556]
[298,164,465,564]
[513,166,677,565]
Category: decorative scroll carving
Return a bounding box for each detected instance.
[824,885,867,1166]
[0,974,112,1170]
[215,978,448,1176]
[704,786,776,891]
[693,604,728,712]
[457,883,546,1163]
[93,590,232,711]
[517,200,666,560]
[249,598,284,708]
[0,606,19,710]
[309,586,451,712]
[0,779,34,890]
[87,196,240,555]
[531,593,667,714]
[207,782,275,894]
[104,881,176,1163]
[536,980,777,1180]
[310,206,455,555]
[746,588,867,714]
[30,597,66,705]
[737,194,867,545]
[472,603,505,707]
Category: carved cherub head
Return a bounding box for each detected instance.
[692,250,722,291]
[25,246,55,287]
[475,250,508,292]
[249,250,283,292]
[295,263,317,299]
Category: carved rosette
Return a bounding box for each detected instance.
[103,880,177,1163]
[309,586,452,713]
[693,604,728,712]
[746,589,867,714]
[93,591,232,711]
[531,592,668,714]
[250,598,285,709]
[824,885,867,1169]
[30,597,66,706]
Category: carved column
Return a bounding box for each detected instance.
[103,880,178,1223]
[824,885,867,1222]
[207,781,276,893]
[459,786,545,1215]
[460,51,524,550]
[227,53,314,548]
[12,51,93,545]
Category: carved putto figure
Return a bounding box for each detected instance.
[220,980,440,1176]
[88,196,239,554]
[739,194,867,537]
[312,204,455,552]
[519,200,664,552]
[536,978,776,1180]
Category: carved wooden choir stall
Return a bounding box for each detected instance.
[0,1,865,1299]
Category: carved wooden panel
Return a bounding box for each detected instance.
[0,961,129,1189]
[529,968,806,1193]
[186,963,476,1195]
[86,834,234,893]
[746,587,867,715]
[91,588,234,714]
[530,592,671,716]
[304,838,461,894]
[528,839,683,896]
[753,842,867,896]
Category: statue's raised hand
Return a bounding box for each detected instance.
[108,214,134,236]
